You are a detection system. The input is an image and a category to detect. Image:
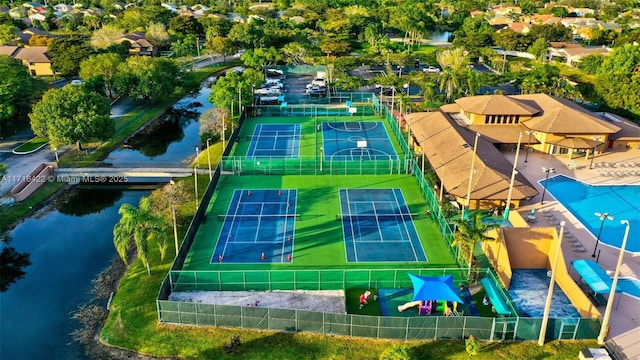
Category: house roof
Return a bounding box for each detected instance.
[467,124,538,144]
[511,94,620,134]
[558,46,611,57]
[407,111,538,201]
[550,137,602,149]
[11,46,51,63]
[598,112,640,141]
[454,94,540,116]
[0,45,20,56]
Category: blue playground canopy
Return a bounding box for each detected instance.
[409,274,463,303]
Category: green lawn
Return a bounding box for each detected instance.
[12,136,49,153]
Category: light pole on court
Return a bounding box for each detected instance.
[194,164,199,210]
[206,138,212,180]
[592,211,614,258]
[538,221,565,346]
[169,180,179,255]
[461,133,481,220]
[504,132,523,219]
[598,220,631,345]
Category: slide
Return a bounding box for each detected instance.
[397,301,422,312]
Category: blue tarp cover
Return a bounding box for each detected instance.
[408,274,463,303]
[480,278,511,315]
[572,259,614,294]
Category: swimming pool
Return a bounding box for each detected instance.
[540,175,640,253]
[509,269,580,318]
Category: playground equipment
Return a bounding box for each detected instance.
[397,301,423,312]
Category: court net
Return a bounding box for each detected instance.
[335,213,421,221]
[246,134,305,140]
[218,214,301,221]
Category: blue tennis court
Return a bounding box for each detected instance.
[339,188,427,262]
[322,121,397,161]
[211,189,297,263]
[248,124,301,158]
[541,174,640,253]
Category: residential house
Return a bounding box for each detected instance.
[507,22,531,34]
[0,45,53,76]
[548,42,611,66]
[404,94,640,210]
[118,32,156,56]
[527,14,563,25]
[570,7,596,17]
[161,3,178,12]
[561,18,622,40]
[490,5,522,17]
[53,3,73,15]
[488,16,514,27]
[17,27,58,44]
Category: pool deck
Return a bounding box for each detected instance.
[503,148,640,359]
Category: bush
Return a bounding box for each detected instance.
[200,132,220,147]
[379,344,416,360]
[222,334,241,354]
[465,335,479,356]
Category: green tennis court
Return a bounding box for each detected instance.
[183,174,454,271]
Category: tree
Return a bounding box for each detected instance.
[48,35,94,77]
[169,15,205,38]
[199,107,229,136]
[528,23,572,42]
[493,30,532,52]
[452,213,501,279]
[113,197,169,276]
[113,56,182,102]
[596,44,640,116]
[0,55,43,136]
[0,23,16,45]
[241,47,281,74]
[551,7,569,18]
[80,53,123,99]
[146,22,171,50]
[528,38,549,60]
[29,86,114,151]
[576,53,604,74]
[465,335,479,356]
[205,36,237,61]
[209,69,264,112]
[0,247,32,292]
[90,25,125,50]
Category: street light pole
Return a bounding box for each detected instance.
[169,180,179,256]
[439,162,445,202]
[320,147,323,172]
[592,211,614,257]
[206,138,212,180]
[538,221,565,346]
[194,165,199,210]
[540,167,555,205]
[461,133,481,220]
[504,132,523,219]
[524,130,536,163]
[598,220,631,345]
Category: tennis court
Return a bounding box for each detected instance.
[322,121,398,161]
[339,189,427,263]
[247,124,301,158]
[211,189,297,263]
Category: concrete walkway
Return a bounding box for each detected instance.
[503,148,640,359]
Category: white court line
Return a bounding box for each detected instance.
[392,189,420,261]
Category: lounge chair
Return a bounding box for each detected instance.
[574,246,587,252]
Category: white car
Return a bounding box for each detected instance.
[70,80,84,85]
[423,66,441,74]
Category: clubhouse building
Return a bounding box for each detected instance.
[406,94,640,211]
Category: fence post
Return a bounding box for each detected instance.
[490,318,496,341]
[405,317,409,340]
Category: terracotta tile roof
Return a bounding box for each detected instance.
[512,94,620,134]
[454,94,540,116]
[407,112,538,201]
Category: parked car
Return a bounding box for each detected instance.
[306,85,326,96]
[70,79,84,85]
[423,66,441,74]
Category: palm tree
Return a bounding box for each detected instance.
[113,197,169,276]
[452,212,501,280]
